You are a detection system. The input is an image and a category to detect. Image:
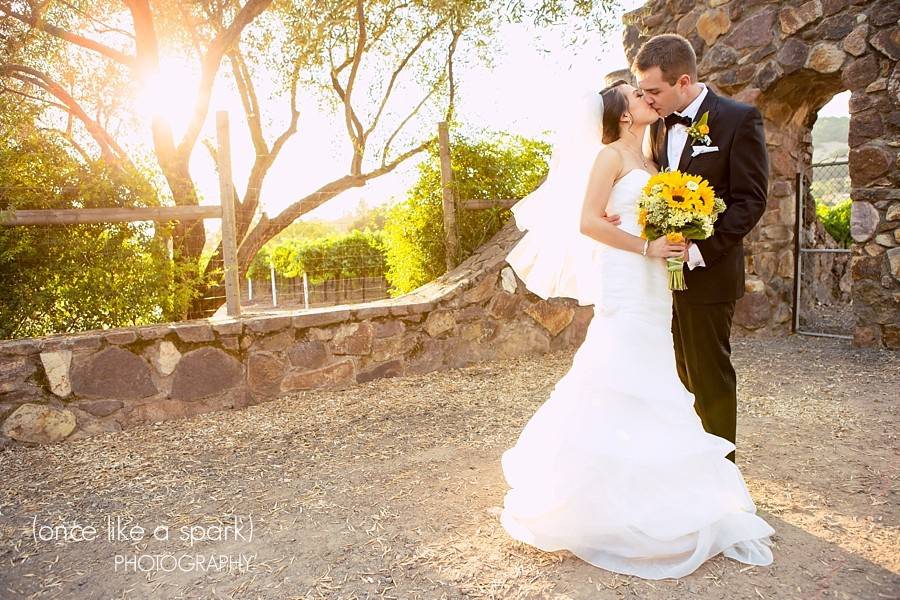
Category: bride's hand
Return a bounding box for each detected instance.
[647,236,686,258]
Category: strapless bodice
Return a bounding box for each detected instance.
[606,169,653,236]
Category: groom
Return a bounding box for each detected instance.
[631,34,769,464]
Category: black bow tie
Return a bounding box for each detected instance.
[664,113,693,128]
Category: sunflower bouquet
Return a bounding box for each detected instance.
[637,170,726,290]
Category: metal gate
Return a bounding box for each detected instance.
[793,160,852,339]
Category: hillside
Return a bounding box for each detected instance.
[812,116,849,162]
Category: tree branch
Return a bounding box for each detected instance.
[381,79,441,167]
[445,18,462,123]
[0,3,135,66]
[54,0,136,40]
[123,0,159,78]
[239,67,300,239]
[231,51,302,243]
[370,137,433,180]
[176,0,274,159]
[38,126,93,163]
[176,1,206,62]
[363,19,443,138]
[0,82,69,112]
[202,137,242,209]
[236,136,430,276]
[367,2,411,45]
[0,64,133,169]
[329,65,360,139]
[237,174,366,267]
[228,49,267,157]
[341,0,367,173]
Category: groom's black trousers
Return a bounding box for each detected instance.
[671,294,737,464]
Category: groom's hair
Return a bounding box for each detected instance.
[632,34,697,85]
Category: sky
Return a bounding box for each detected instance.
[819,91,850,118]
[153,0,849,231]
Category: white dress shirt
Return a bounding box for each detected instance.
[666,83,709,270]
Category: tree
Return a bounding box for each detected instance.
[0,0,468,317]
[1,0,620,319]
[1,0,272,318]
[198,0,479,313]
[382,129,550,295]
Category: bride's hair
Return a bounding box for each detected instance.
[599,79,630,144]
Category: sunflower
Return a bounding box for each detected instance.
[667,185,694,210]
[697,183,716,214]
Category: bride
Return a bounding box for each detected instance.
[499,80,776,580]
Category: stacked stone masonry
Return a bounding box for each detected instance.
[0,221,593,447]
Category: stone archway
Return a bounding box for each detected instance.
[622,0,899,348]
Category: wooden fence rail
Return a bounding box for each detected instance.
[0,205,223,226]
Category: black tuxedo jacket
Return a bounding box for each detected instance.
[650,88,769,304]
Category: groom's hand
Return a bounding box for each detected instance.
[602,213,621,226]
[682,240,693,262]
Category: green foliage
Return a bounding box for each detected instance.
[815,198,851,248]
[243,218,344,280]
[0,130,181,339]
[245,229,386,285]
[381,130,551,295]
[505,0,621,46]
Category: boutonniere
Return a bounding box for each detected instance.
[686,111,712,145]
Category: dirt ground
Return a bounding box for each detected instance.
[0,336,897,600]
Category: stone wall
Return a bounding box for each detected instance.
[622,0,899,347]
[0,220,593,447]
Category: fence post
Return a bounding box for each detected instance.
[438,121,459,270]
[270,263,278,307]
[792,172,802,335]
[216,111,242,318]
[302,272,309,309]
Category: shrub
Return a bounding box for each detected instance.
[0,132,176,338]
[815,198,851,248]
[381,130,551,295]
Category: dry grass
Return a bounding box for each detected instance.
[0,336,897,599]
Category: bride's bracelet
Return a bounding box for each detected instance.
[641,239,649,256]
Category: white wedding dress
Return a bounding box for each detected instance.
[500,168,775,580]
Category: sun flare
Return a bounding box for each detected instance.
[135,59,199,130]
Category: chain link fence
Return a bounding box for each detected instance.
[794,160,852,338]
